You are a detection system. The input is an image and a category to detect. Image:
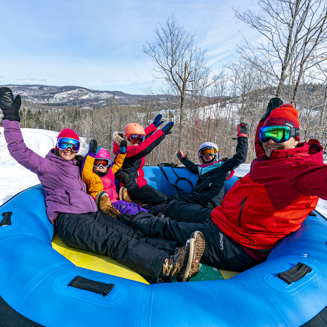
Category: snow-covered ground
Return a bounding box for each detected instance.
[1,126,327,217]
[0,126,88,205]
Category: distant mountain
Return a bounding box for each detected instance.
[0,84,166,108]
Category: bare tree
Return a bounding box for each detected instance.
[235,0,327,101]
[144,14,217,148]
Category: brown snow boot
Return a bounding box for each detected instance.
[96,191,121,219]
[119,187,133,203]
[162,231,205,282]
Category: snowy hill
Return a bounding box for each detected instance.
[0,84,167,108]
[0,127,87,204]
[1,127,327,217]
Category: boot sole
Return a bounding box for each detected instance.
[95,191,107,210]
[182,238,195,282]
[183,231,206,282]
[118,187,124,201]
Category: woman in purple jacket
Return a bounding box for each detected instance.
[0,87,205,283]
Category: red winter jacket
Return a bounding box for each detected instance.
[211,120,325,250]
[113,124,165,189]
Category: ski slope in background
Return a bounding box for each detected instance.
[1,126,327,217]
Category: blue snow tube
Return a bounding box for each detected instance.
[0,167,327,326]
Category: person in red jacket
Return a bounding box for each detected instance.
[118,98,327,272]
[113,116,174,206]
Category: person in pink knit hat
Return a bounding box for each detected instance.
[0,87,206,283]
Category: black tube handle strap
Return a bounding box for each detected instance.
[68,276,114,297]
[158,163,194,193]
[0,212,12,226]
[277,262,312,285]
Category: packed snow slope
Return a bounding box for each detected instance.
[1,126,326,217]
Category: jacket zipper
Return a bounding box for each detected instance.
[238,197,247,227]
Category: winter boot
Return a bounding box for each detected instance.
[119,187,133,203]
[96,191,121,219]
[162,231,205,282]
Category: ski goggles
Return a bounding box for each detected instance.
[259,126,300,143]
[57,138,80,152]
[94,158,111,169]
[129,134,145,143]
[199,147,219,157]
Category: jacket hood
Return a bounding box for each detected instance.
[113,131,136,146]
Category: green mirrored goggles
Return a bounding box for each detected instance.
[259,126,299,143]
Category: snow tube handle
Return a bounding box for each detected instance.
[158,163,194,193]
[68,276,114,297]
[277,262,312,285]
[0,212,12,226]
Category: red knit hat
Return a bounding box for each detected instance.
[55,128,80,150]
[263,104,300,141]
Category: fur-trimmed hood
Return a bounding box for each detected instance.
[113,131,136,147]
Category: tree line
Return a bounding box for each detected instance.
[3,0,327,164]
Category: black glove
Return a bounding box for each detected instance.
[176,150,186,161]
[162,122,174,135]
[153,114,164,128]
[237,123,249,138]
[261,97,283,122]
[120,140,127,153]
[0,87,21,122]
[89,139,98,154]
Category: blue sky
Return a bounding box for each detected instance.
[0,0,259,94]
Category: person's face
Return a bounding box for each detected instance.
[128,134,145,145]
[262,137,298,158]
[59,147,77,161]
[94,166,108,174]
[203,154,215,162]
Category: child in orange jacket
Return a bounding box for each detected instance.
[81,139,148,217]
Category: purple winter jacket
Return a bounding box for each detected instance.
[3,120,98,223]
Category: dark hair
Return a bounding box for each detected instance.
[75,155,85,167]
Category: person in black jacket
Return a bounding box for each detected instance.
[149,123,248,217]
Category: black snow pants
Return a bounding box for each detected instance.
[55,211,178,282]
[128,184,167,206]
[166,185,225,209]
[148,200,212,223]
[118,202,262,272]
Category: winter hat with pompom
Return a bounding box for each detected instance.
[263,104,300,141]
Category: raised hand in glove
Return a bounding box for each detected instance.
[153,114,164,128]
[0,87,21,122]
[120,140,127,153]
[237,123,249,138]
[162,122,174,135]
[176,150,185,161]
[261,97,283,122]
[89,139,101,154]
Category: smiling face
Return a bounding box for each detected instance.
[58,147,77,161]
[262,137,299,158]
[94,166,108,174]
[202,154,215,162]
